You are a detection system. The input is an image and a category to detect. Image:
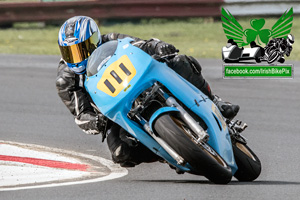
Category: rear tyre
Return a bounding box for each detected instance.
[232,141,261,181]
[153,113,232,184]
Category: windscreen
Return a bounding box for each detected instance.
[86,40,118,77]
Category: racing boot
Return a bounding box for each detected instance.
[213,95,240,120]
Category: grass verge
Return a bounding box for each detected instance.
[0,17,298,60]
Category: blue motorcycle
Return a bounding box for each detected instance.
[85,38,261,184]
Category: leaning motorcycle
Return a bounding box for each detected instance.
[85,38,261,184]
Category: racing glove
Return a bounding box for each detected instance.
[75,112,108,141]
[155,42,178,57]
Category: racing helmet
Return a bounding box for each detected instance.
[287,34,294,46]
[58,16,101,74]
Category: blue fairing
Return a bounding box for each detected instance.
[85,38,237,174]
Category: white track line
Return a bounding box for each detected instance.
[0,141,128,191]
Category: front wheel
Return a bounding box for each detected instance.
[232,141,261,181]
[153,113,232,184]
[267,50,280,64]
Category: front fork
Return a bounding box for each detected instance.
[157,85,209,143]
[227,119,248,144]
[133,83,209,165]
[134,114,185,165]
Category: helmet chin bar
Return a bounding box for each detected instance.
[67,59,88,74]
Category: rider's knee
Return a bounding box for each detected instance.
[168,55,194,77]
[106,125,135,164]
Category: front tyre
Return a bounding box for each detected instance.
[153,113,232,184]
[267,50,280,64]
[232,141,261,181]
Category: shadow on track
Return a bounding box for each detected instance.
[231,180,300,186]
[135,180,300,185]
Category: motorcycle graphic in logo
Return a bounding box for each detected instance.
[221,7,294,64]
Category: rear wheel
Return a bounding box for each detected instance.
[232,141,261,181]
[153,113,232,184]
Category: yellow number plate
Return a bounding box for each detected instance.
[97,55,136,97]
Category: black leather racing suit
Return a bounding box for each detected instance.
[56,33,212,165]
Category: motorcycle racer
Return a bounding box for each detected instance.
[56,16,240,167]
[261,34,294,63]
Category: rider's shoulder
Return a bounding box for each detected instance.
[102,33,120,41]
[57,59,75,75]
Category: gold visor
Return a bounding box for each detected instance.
[59,32,100,64]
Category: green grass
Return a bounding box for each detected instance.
[0,17,299,60]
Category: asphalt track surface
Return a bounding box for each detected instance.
[1,54,300,199]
